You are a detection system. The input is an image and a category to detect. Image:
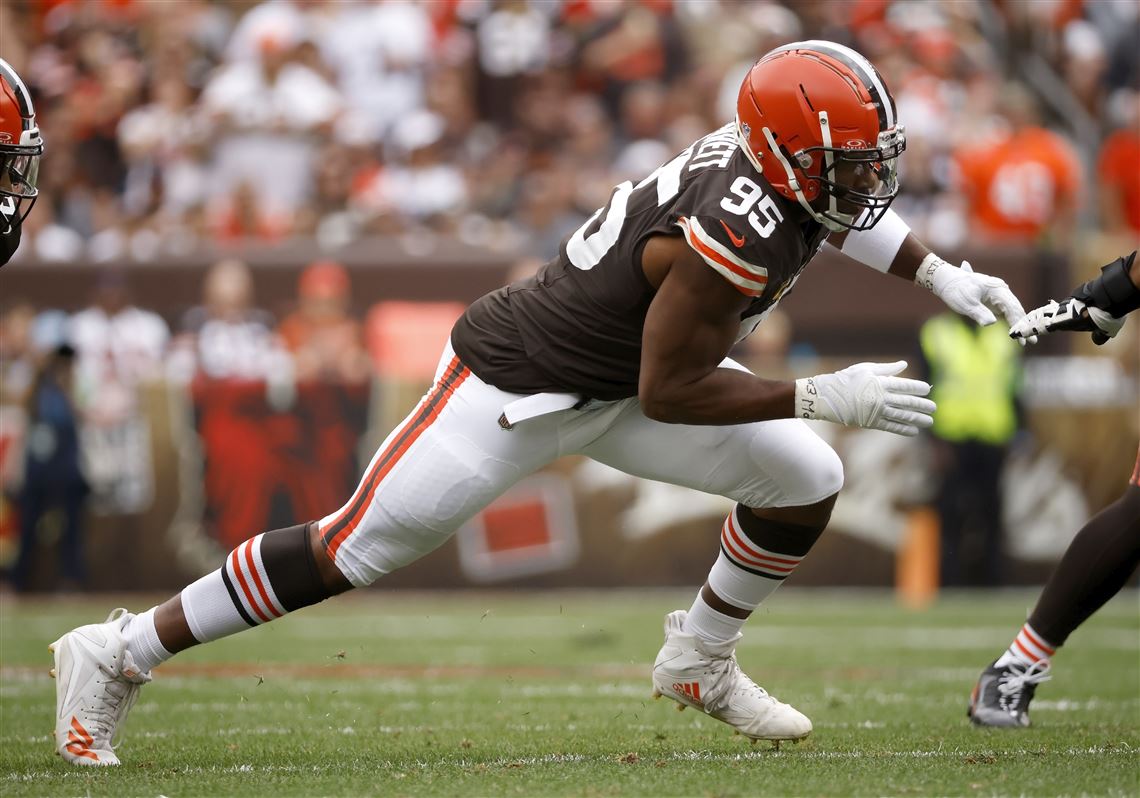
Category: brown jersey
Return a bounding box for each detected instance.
[451,123,830,400]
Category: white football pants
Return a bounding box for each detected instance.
[319,342,844,587]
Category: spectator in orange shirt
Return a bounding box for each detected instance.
[275,260,371,532]
[1097,89,1140,237]
[954,85,1083,249]
[277,260,370,384]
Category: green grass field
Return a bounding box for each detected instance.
[1,589,1137,797]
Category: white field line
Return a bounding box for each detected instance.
[13,612,1133,648]
[6,670,1139,709]
[6,743,1137,782]
[734,627,1139,651]
[4,703,1128,748]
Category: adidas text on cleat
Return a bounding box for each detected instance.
[968,659,1052,728]
[651,610,811,742]
[51,608,151,766]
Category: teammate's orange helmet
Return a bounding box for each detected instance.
[736,41,905,231]
[0,58,44,234]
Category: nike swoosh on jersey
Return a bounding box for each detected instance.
[719,219,747,248]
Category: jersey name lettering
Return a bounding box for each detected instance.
[568,126,740,271]
[688,126,737,171]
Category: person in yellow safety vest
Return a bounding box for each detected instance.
[919,312,1023,587]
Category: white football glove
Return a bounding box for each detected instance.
[795,360,936,437]
[1009,297,1126,345]
[916,254,1037,345]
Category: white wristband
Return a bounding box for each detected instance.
[793,377,821,421]
[915,252,952,292]
[840,208,911,273]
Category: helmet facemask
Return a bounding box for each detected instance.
[0,137,42,235]
[806,124,904,231]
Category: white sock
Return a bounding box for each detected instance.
[180,568,261,644]
[683,509,814,645]
[684,593,744,644]
[995,622,1056,668]
[123,607,172,673]
[682,547,800,645]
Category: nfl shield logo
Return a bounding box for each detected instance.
[741,123,751,139]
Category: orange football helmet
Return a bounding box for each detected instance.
[736,40,905,232]
[0,58,44,234]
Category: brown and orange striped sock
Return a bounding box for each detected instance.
[995,622,1055,669]
[683,505,824,646]
[177,523,332,648]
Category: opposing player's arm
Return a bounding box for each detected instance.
[638,233,795,425]
[1010,250,1139,344]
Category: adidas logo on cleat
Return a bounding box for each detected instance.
[64,717,100,763]
[672,681,703,706]
[652,610,812,741]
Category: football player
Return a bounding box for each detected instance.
[0,59,43,266]
[50,41,1032,765]
[969,249,1140,728]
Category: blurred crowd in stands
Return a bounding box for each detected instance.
[0,0,1137,266]
[1,258,377,589]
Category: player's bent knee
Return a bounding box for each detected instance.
[815,446,845,499]
[785,440,844,505]
[264,522,350,605]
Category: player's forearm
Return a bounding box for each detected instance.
[886,233,931,281]
[834,209,931,280]
[639,367,795,426]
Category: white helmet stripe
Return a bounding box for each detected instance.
[0,58,35,118]
[817,111,840,220]
[775,40,894,129]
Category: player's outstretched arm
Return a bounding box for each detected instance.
[1010,250,1139,345]
[834,209,1034,343]
[638,235,934,435]
[639,234,793,425]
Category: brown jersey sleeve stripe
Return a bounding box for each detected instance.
[322,359,471,558]
[678,216,768,296]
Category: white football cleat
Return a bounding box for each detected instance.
[50,608,151,766]
[651,610,812,741]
